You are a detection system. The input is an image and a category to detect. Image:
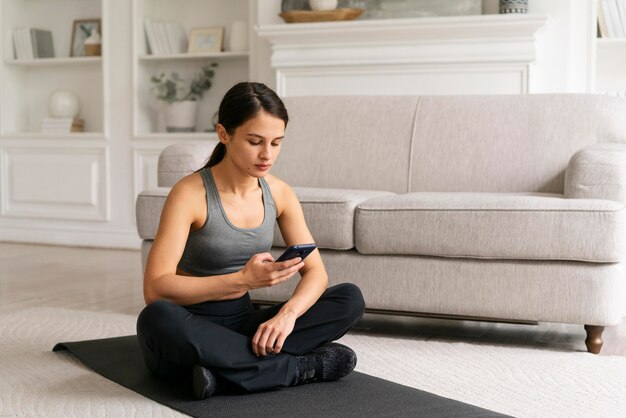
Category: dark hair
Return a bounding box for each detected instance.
[203,82,289,169]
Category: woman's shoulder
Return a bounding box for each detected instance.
[264,173,289,196]
[264,174,297,215]
[167,171,207,209]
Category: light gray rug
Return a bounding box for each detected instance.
[1,307,625,417]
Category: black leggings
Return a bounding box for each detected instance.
[136,283,366,393]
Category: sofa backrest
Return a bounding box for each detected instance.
[408,94,626,193]
[271,96,418,193]
[158,94,626,194]
[275,94,626,194]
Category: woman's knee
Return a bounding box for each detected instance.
[331,283,366,321]
[137,299,186,338]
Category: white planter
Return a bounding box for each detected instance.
[164,101,198,132]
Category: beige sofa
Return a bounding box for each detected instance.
[136,94,626,354]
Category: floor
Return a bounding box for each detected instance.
[2,242,626,357]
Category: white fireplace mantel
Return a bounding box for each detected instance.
[256,14,550,97]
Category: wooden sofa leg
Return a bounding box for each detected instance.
[584,325,604,354]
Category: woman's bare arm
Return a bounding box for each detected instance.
[272,177,329,318]
[143,175,248,305]
[143,174,303,306]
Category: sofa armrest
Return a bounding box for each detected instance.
[565,143,626,203]
[158,140,218,187]
[135,187,170,239]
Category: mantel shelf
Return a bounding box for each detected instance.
[4,57,102,67]
[139,51,249,62]
[257,14,549,44]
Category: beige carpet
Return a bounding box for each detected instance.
[1,307,625,418]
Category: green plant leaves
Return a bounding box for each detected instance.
[150,63,218,104]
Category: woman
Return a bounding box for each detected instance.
[137,82,365,400]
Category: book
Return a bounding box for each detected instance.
[41,117,84,133]
[165,22,178,55]
[30,29,54,58]
[154,21,170,55]
[602,0,616,37]
[607,0,624,38]
[165,21,187,54]
[617,0,626,38]
[144,18,158,55]
[15,28,31,59]
[12,27,54,59]
[598,0,610,37]
[23,28,34,60]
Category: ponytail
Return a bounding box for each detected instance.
[206,142,226,167]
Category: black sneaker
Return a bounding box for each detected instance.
[192,364,219,400]
[292,342,357,386]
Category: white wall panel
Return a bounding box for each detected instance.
[279,65,526,97]
[133,148,160,195]
[132,147,161,225]
[1,147,108,221]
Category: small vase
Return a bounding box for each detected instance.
[482,0,499,14]
[499,0,528,14]
[164,101,198,132]
[308,0,338,11]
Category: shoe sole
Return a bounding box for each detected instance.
[192,365,214,400]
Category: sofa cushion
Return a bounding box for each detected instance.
[136,188,169,239]
[273,187,395,250]
[355,192,626,262]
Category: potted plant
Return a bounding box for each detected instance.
[150,63,218,132]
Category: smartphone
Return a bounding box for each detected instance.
[275,243,317,263]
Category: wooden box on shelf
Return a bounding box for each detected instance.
[279,8,364,23]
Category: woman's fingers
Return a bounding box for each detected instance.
[274,333,287,354]
[275,257,302,271]
[270,261,304,280]
[254,324,284,356]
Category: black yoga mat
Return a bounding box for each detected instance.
[53,335,510,418]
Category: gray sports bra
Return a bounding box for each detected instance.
[177,167,276,277]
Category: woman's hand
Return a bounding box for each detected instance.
[239,253,304,290]
[252,309,298,357]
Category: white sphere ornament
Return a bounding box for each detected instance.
[48,89,81,118]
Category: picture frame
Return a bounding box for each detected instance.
[70,19,101,57]
[187,27,224,54]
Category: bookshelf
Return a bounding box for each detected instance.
[0,0,106,136]
[132,0,253,137]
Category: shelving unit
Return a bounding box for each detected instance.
[593,2,626,94]
[0,0,106,136]
[132,0,253,136]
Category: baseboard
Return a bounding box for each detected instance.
[0,224,142,249]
